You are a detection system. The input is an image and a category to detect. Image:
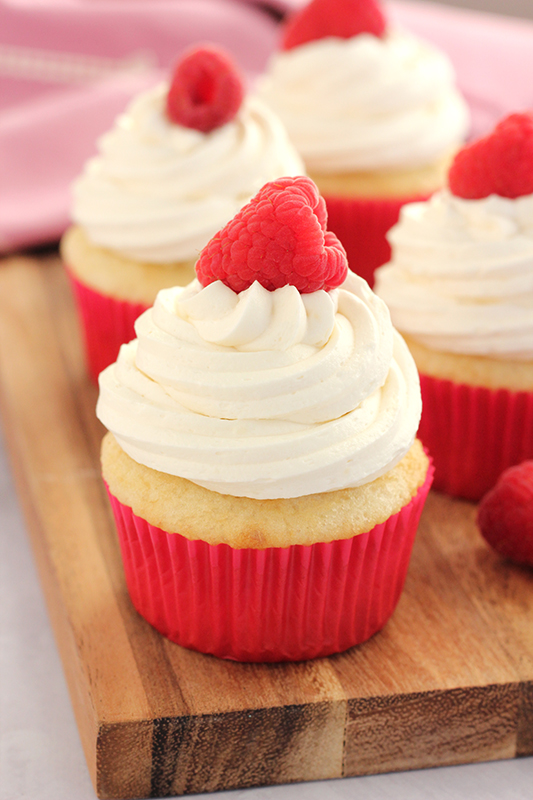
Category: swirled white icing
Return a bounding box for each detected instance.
[71,84,305,262]
[374,190,533,359]
[96,272,422,499]
[258,28,469,173]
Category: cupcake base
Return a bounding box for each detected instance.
[61,225,197,382]
[418,373,533,501]
[105,465,433,662]
[323,193,430,288]
[67,267,148,383]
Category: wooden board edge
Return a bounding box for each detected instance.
[0,391,100,795]
[344,682,521,777]
[517,681,533,756]
[96,699,347,799]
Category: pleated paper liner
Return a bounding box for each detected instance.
[418,373,533,502]
[66,267,149,383]
[323,193,430,288]
[105,464,433,663]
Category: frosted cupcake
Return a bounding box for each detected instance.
[259,0,469,286]
[374,112,533,501]
[96,176,432,662]
[61,45,304,381]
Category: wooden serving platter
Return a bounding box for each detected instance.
[1,254,533,800]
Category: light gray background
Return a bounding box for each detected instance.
[431,0,533,19]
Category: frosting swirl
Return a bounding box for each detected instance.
[259,29,469,173]
[97,272,422,499]
[72,85,305,262]
[374,190,533,359]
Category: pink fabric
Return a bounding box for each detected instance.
[1,0,533,253]
[0,0,282,251]
[387,1,533,139]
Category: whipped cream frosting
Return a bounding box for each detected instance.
[97,272,422,499]
[72,85,305,263]
[374,190,533,359]
[259,28,469,174]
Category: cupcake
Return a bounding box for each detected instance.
[61,45,304,382]
[96,176,432,662]
[374,112,533,501]
[259,0,469,286]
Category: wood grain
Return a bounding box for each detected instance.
[0,254,532,799]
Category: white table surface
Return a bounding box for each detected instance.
[1,423,533,800]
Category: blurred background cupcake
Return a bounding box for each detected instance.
[61,44,304,382]
[97,176,432,662]
[259,0,470,286]
[374,111,533,501]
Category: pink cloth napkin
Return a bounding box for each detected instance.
[1,0,532,253]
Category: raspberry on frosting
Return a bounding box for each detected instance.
[281,0,387,51]
[166,44,245,133]
[196,176,348,294]
[448,111,533,200]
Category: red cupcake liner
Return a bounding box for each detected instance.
[105,464,433,662]
[323,192,430,288]
[418,373,533,502]
[66,266,149,383]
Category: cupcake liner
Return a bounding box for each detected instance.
[323,193,430,288]
[66,267,149,383]
[418,373,533,502]
[105,465,433,662]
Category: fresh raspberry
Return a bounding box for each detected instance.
[477,461,533,567]
[281,0,387,51]
[196,177,348,294]
[448,112,533,200]
[166,45,245,133]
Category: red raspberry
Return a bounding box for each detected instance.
[477,461,533,567]
[281,0,387,51]
[196,177,348,294]
[166,45,244,133]
[448,112,533,200]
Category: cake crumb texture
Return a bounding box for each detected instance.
[310,150,454,200]
[101,432,429,548]
[404,335,533,391]
[61,225,197,304]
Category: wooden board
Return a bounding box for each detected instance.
[1,253,533,800]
